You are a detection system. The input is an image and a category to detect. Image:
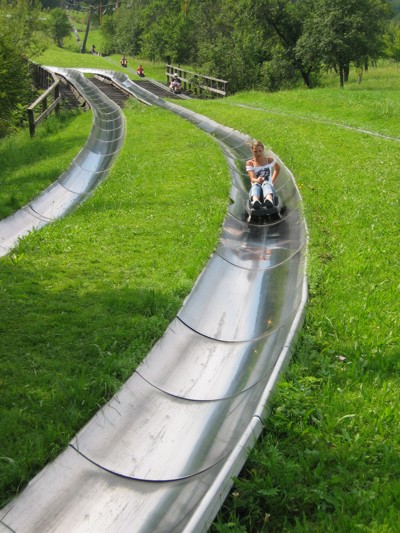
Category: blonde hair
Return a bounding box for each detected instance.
[251,140,264,152]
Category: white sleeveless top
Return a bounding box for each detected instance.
[246,159,276,181]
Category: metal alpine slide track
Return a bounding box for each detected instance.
[0,68,308,532]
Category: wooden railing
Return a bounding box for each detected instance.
[27,82,61,138]
[28,63,88,137]
[28,64,62,138]
[30,62,56,91]
[166,65,228,97]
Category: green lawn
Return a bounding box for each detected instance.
[0,51,399,531]
[0,111,92,220]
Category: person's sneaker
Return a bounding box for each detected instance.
[251,200,261,209]
[263,199,273,208]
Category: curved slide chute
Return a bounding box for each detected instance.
[0,69,307,532]
[0,69,126,258]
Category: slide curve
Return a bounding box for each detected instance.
[0,68,307,532]
[0,69,125,257]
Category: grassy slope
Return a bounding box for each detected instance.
[0,112,92,220]
[38,30,167,82]
[1,47,399,530]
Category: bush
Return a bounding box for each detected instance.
[259,47,301,92]
[0,39,35,137]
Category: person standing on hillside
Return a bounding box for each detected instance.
[246,140,280,209]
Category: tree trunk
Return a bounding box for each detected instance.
[81,7,92,54]
[339,66,344,88]
[300,69,312,89]
[344,63,350,82]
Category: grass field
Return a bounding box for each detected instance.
[0,111,92,220]
[0,49,399,531]
[36,44,167,82]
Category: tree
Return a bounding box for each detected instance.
[91,0,390,92]
[297,0,388,87]
[139,0,190,62]
[0,0,46,137]
[0,37,34,136]
[99,14,117,55]
[190,0,268,91]
[48,7,73,47]
[0,0,46,59]
[251,0,320,88]
[384,20,400,62]
[102,0,153,57]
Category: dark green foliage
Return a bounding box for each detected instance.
[251,0,321,88]
[94,0,390,91]
[260,46,302,92]
[384,20,400,61]
[0,39,35,137]
[48,7,73,47]
[99,14,118,55]
[0,0,47,136]
[297,0,388,87]
[388,0,400,19]
[40,0,59,7]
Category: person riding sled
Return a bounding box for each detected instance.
[246,140,280,209]
[169,73,181,93]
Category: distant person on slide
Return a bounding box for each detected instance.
[169,73,181,93]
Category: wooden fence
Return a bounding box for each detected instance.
[27,82,61,138]
[28,64,87,137]
[166,65,228,97]
[30,62,56,91]
[28,64,61,137]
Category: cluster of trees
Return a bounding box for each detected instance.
[1,0,400,138]
[97,0,397,91]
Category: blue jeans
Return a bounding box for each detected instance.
[249,181,275,202]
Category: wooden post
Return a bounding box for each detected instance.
[55,83,60,115]
[27,80,61,138]
[28,109,35,138]
[41,97,47,115]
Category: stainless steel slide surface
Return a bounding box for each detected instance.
[0,70,307,532]
[0,68,126,257]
